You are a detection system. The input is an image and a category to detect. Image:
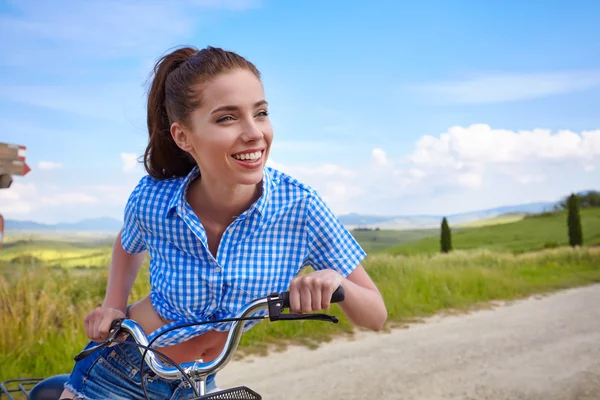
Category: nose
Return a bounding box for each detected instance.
[241,119,264,142]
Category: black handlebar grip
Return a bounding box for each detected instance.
[281,285,345,309]
[330,285,345,304]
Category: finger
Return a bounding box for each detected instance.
[311,280,322,311]
[289,281,301,313]
[93,309,103,340]
[300,281,313,313]
[321,282,335,310]
[98,315,113,339]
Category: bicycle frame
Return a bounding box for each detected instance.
[118,295,269,396]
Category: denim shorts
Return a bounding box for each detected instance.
[64,335,217,399]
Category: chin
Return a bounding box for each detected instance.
[236,169,264,186]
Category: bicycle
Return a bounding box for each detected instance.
[1,286,345,399]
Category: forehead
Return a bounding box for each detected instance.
[199,69,264,108]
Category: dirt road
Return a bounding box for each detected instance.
[216,284,600,399]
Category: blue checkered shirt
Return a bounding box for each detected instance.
[121,165,366,347]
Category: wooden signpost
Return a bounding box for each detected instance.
[0,142,31,250]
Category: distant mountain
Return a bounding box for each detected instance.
[338,201,556,230]
[1,197,573,233]
[6,217,123,232]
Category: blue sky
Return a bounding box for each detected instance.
[0,0,599,223]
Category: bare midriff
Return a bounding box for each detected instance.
[127,296,228,364]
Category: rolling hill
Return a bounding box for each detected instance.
[337,201,555,230]
[386,207,600,255]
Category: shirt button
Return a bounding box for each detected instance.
[215,266,222,273]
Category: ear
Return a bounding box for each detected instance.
[170,122,193,152]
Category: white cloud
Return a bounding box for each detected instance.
[415,71,600,104]
[516,174,546,185]
[267,159,361,214]
[0,180,136,223]
[371,148,390,167]
[41,192,99,206]
[121,153,140,174]
[38,161,63,170]
[266,125,600,216]
[409,124,600,166]
[395,124,600,193]
[0,183,37,215]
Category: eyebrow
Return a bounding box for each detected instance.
[210,100,268,115]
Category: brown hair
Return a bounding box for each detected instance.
[143,45,261,180]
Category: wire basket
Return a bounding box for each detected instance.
[1,378,44,399]
[194,386,262,400]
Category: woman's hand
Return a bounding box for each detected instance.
[84,306,126,342]
[288,269,345,314]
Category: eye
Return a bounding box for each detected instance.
[256,110,269,118]
[216,115,235,123]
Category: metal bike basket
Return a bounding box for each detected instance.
[1,378,44,399]
[195,386,261,399]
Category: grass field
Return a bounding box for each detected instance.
[349,228,438,253]
[1,246,599,381]
[388,208,600,256]
[0,238,114,269]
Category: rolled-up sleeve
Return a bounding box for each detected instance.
[304,192,366,277]
[121,179,147,254]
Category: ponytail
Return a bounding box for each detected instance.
[144,46,199,179]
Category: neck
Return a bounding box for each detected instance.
[188,173,262,227]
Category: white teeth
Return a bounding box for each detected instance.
[233,151,262,161]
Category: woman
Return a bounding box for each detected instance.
[61,45,387,399]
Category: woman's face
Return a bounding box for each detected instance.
[172,68,273,188]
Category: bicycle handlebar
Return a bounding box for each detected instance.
[280,286,346,309]
[85,286,345,382]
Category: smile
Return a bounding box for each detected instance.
[231,150,263,162]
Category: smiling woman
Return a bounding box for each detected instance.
[60,45,387,399]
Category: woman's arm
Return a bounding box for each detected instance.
[338,265,387,331]
[85,229,146,341]
[289,265,388,331]
[101,229,147,313]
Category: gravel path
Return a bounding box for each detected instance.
[216,284,600,399]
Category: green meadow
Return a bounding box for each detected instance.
[388,207,600,255]
[1,208,599,382]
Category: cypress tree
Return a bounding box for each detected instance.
[567,193,583,247]
[441,217,452,253]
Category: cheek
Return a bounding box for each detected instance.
[191,135,230,163]
[193,129,229,148]
[263,123,274,143]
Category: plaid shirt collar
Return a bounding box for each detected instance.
[165,165,274,219]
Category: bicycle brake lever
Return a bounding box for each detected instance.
[73,318,125,362]
[275,313,339,323]
[74,343,103,362]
